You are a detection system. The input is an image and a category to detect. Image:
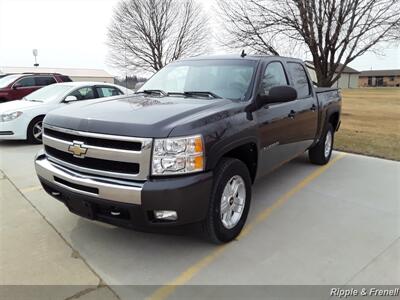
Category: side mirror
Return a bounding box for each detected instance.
[13,83,22,90]
[64,95,78,102]
[258,85,297,107]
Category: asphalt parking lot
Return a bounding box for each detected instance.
[1,141,399,300]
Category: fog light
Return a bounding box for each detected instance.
[154,210,178,221]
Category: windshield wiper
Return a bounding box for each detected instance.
[168,91,221,99]
[25,99,43,102]
[135,89,168,96]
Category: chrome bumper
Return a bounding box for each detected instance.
[35,155,142,205]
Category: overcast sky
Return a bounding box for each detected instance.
[0,0,399,76]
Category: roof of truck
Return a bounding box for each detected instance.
[178,54,303,62]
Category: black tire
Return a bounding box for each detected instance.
[27,116,44,144]
[309,123,334,165]
[203,158,252,244]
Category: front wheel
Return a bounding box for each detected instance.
[309,123,334,165]
[27,116,44,144]
[203,158,252,244]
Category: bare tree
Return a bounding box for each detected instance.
[219,0,400,86]
[108,0,208,73]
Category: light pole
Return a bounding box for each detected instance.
[32,49,39,67]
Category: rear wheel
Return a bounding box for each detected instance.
[309,123,334,165]
[203,158,252,244]
[27,116,44,144]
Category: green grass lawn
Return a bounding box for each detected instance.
[334,88,400,161]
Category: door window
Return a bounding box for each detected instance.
[96,86,123,97]
[260,62,288,95]
[15,77,36,87]
[68,87,95,100]
[35,76,57,86]
[287,62,311,98]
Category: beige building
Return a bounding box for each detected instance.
[0,66,113,83]
[305,61,360,88]
[359,70,400,87]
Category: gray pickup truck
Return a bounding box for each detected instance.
[35,55,341,243]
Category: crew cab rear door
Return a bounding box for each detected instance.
[285,61,318,150]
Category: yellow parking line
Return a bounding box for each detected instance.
[20,185,42,194]
[147,153,346,300]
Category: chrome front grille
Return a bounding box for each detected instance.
[42,125,153,181]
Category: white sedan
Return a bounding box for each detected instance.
[0,82,131,144]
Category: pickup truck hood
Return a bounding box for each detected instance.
[0,99,42,113]
[45,95,234,138]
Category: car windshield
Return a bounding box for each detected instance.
[138,59,257,100]
[24,84,73,102]
[0,74,22,88]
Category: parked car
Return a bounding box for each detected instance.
[0,82,130,144]
[0,73,72,102]
[35,55,341,243]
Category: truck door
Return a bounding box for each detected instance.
[285,62,319,151]
[254,61,301,177]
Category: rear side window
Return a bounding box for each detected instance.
[35,76,57,86]
[287,62,311,98]
[260,62,288,95]
[15,77,36,87]
[96,86,123,97]
[58,75,72,82]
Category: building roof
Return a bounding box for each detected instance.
[359,69,400,77]
[0,66,113,78]
[305,61,360,74]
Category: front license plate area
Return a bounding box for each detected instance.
[66,198,95,219]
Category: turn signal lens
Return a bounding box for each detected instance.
[194,137,203,153]
[193,156,203,170]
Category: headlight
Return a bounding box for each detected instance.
[0,111,23,122]
[152,135,204,175]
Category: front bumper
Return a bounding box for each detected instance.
[35,151,213,229]
[0,116,29,140]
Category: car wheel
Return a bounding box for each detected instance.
[309,123,334,165]
[203,158,252,244]
[27,116,44,144]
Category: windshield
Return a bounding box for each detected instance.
[0,74,22,88]
[25,84,73,102]
[138,59,257,100]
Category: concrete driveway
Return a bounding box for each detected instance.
[0,141,399,300]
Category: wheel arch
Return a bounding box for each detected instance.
[27,114,46,128]
[328,111,340,131]
[209,138,259,183]
[26,114,46,140]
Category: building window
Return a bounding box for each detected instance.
[368,76,372,86]
[389,76,395,81]
[376,76,384,86]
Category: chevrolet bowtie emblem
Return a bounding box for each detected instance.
[68,141,88,158]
